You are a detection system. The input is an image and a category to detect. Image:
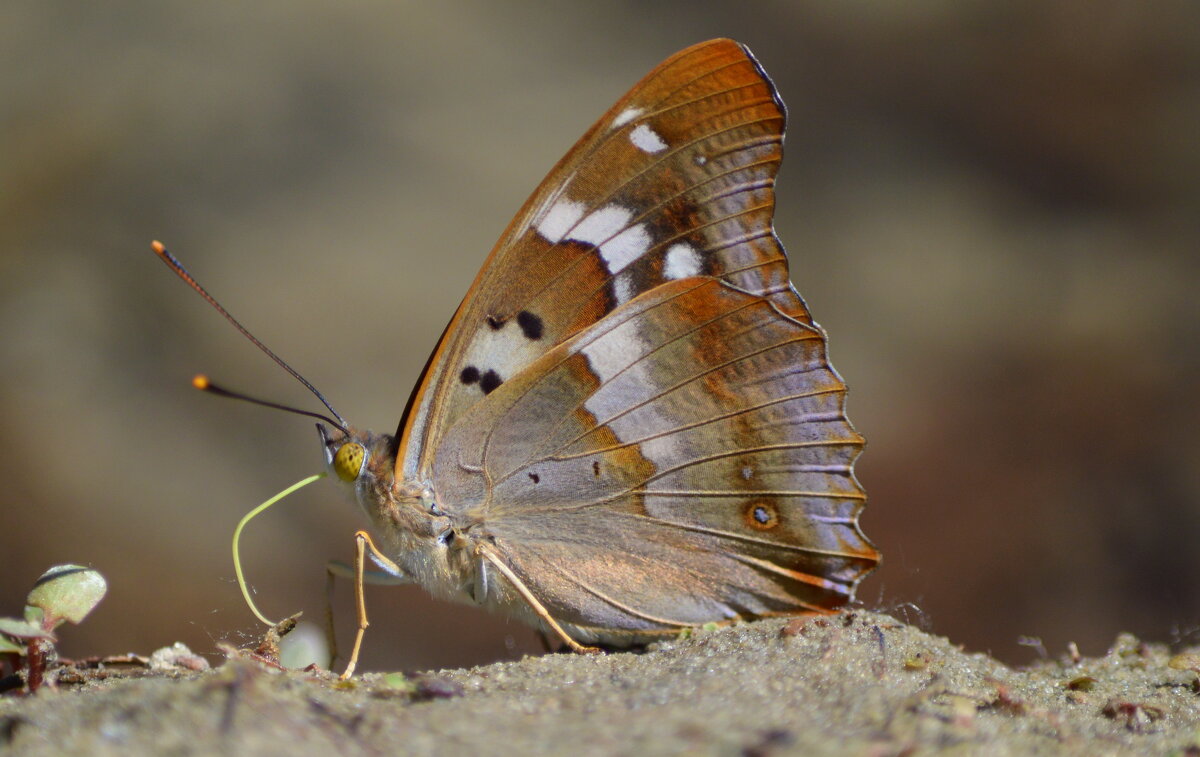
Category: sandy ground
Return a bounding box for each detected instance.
[2,611,1198,756]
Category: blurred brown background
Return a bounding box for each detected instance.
[2,1,1197,672]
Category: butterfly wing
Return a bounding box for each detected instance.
[395,39,810,481]
[431,277,877,636]
[398,38,877,635]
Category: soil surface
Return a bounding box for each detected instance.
[2,611,1198,756]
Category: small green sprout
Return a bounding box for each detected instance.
[0,564,107,692]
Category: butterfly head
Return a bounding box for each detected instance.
[317,425,438,523]
[318,423,392,490]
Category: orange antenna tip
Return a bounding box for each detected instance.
[151,240,166,255]
[192,374,210,390]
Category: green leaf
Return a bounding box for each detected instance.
[0,617,52,641]
[26,564,107,625]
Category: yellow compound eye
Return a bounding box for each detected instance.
[333,443,366,483]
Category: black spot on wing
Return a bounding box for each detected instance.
[460,366,480,385]
[517,310,543,340]
[480,370,502,394]
[486,315,506,330]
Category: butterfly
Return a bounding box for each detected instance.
[161,38,879,671]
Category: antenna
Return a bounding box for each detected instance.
[152,240,348,430]
[192,375,345,429]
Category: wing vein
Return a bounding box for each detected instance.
[546,358,843,462]
[531,555,697,628]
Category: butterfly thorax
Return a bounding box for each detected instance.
[318,424,480,601]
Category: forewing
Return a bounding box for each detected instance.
[396,39,806,480]
[432,279,878,634]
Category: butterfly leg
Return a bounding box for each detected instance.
[475,542,601,655]
[324,567,339,673]
[339,530,403,679]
